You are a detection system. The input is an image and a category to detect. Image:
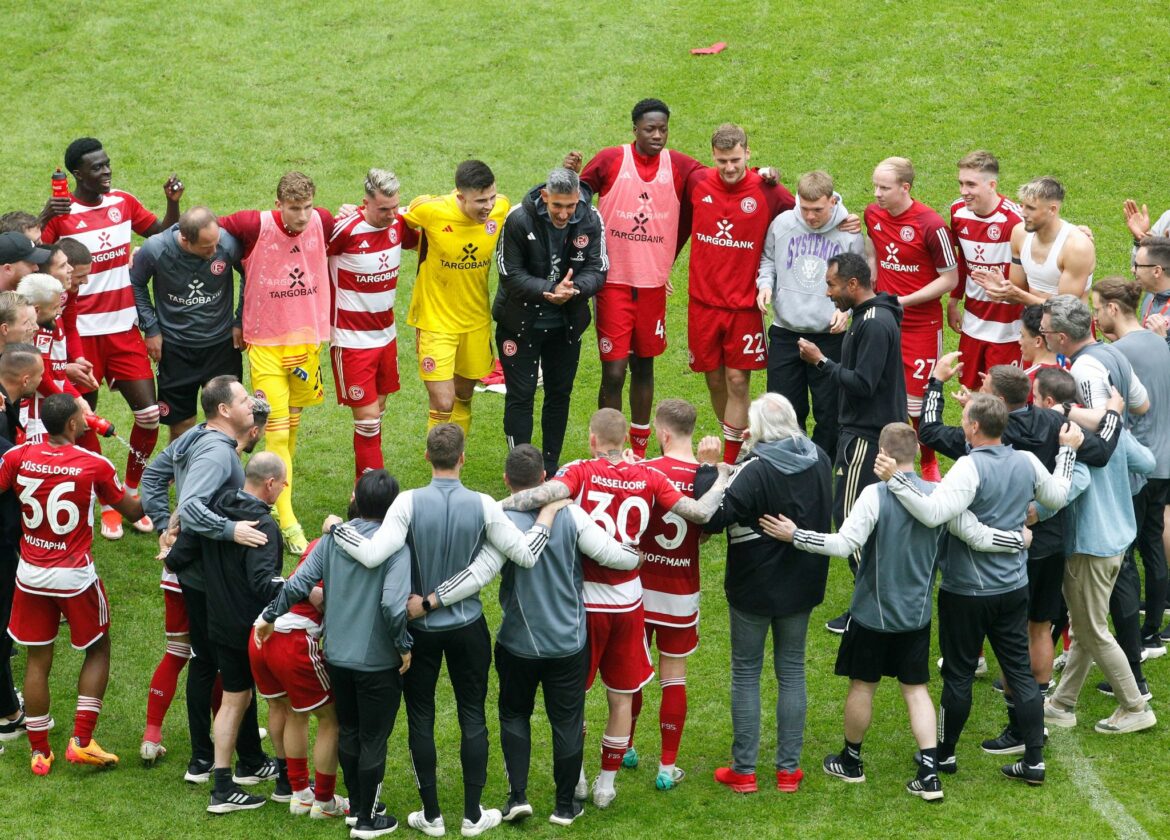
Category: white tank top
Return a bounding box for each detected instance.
[1021,221,1090,297]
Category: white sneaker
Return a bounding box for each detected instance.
[311,795,350,819]
[1044,698,1078,728]
[975,656,988,677]
[139,740,166,765]
[1052,652,1068,671]
[289,788,315,815]
[461,807,501,837]
[1095,704,1157,734]
[591,776,616,809]
[408,809,446,837]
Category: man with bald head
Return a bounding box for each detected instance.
[131,206,245,440]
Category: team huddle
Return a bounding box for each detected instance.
[1,94,1169,836]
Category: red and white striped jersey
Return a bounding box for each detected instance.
[639,456,702,627]
[949,196,1023,344]
[0,441,124,596]
[276,544,324,636]
[554,457,683,612]
[23,320,80,443]
[327,213,419,349]
[41,191,158,336]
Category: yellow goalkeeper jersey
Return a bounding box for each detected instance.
[403,191,510,333]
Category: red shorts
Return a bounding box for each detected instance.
[249,628,332,713]
[957,333,1022,389]
[586,607,654,693]
[164,588,189,637]
[687,304,767,373]
[900,326,944,414]
[331,342,400,406]
[595,284,667,361]
[9,580,110,650]
[644,621,698,658]
[81,328,154,386]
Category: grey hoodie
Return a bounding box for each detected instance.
[140,423,244,590]
[757,193,864,333]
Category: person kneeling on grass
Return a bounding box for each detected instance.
[760,421,1031,802]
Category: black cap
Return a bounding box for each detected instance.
[0,231,50,266]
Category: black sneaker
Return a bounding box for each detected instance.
[346,801,387,828]
[914,750,956,775]
[906,774,943,802]
[991,678,1005,694]
[502,793,533,823]
[0,712,26,742]
[233,756,278,786]
[207,785,267,813]
[270,776,293,803]
[981,725,1025,755]
[1098,679,1152,702]
[185,757,214,784]
[1001,759,1045,786]
[822,752,865,783]
[350,813,399,839]
[548,801,585,827]
[1160,625,1170,643]
[825,612,849,635]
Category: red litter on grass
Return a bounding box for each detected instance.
[690,42,727,55]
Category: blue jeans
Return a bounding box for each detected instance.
[728,605,811,774]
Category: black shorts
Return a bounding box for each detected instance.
[157,338,243,425]
[1027,553,1065,624]
[834,618,931,685]
[216,642,255,693]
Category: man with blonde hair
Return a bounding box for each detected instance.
[865,156,959,482]
[758,170,863,460]
[219,172,337,554]
[947,151,1025,388]
[328,169,419,479]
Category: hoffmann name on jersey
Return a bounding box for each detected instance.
[554,458,682,613]
[638,456,702,628]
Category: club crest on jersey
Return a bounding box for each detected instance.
[421,356,437,373]
[502,340,518,357]
[348,385,365,401]
[740,197,758,214]
[485,220,498,235]
[210,259,227,276]
[899,225,915,242]
[107,207,123,224]
[157,401,171,418]
[253,389,266,401]
[574,234,589,248]
[389,228,398,244]
[987,224,1002,241]
[599,337,614,354]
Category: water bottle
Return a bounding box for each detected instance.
[52,168,70,199]
[85,414,115,438]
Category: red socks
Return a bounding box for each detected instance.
[353,419,383,479]
[315,770,337,803]
[73,696,102,747]
[629,424,651,460]
[659,679,688,765]
[144,642,190,743]
[600,734,628,772]
[721,423,747,465]
[127,407,161,488]
[287,756,310,792]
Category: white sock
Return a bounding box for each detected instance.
[597,769,617,789]
[659,762,675,775]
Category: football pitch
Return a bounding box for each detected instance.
[3,1,1170,837]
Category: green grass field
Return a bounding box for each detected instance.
[3,1,1170,837]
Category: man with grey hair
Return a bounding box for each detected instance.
[327,168,419,479]
[974,177,1095,308]
[131,206,244,441]
[493,168,608,476]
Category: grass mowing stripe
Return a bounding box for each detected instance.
[1051,731,1152,840]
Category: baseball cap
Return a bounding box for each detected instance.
[0,231,50,265]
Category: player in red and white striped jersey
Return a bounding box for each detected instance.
[865,157,959,481]
[2,394,145,774]
[946,152,1024,389]
[504,407,732,807]
[629,400,708,790]
[15,273,87,443]
[40,137,184,539]
[327,169,419,479]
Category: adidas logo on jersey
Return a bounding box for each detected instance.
[290,245,301,254]
[527,232,537,241]
[76,220,88,229]
[442,225,454,233]
[702,195,714,204]
[359,241,370,249]
[872,222,881,232]
[960,226,970,235]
